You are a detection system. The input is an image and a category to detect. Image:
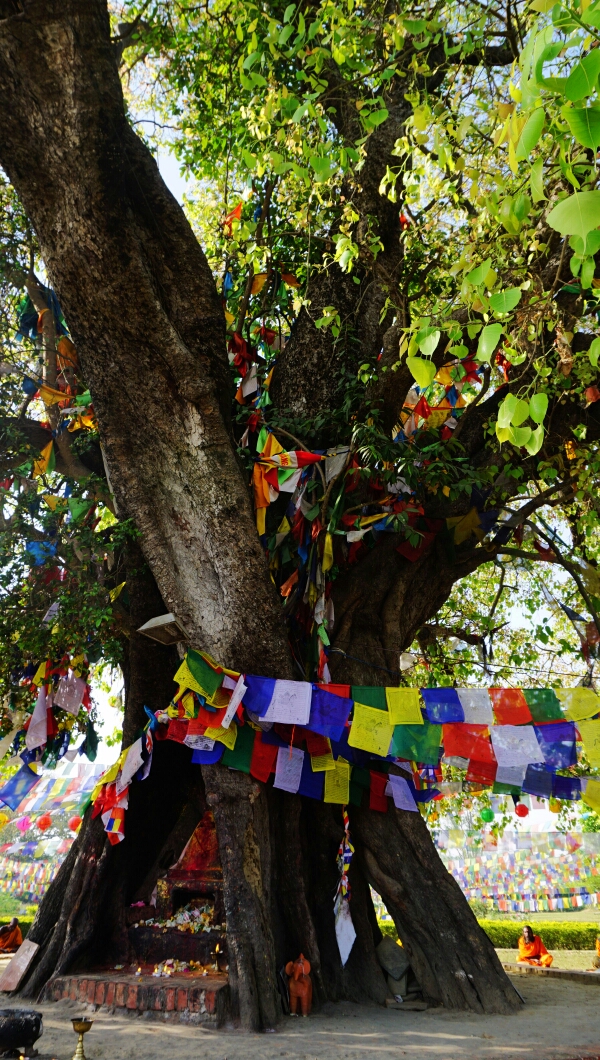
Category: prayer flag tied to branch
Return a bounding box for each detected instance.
[87,647,600,847]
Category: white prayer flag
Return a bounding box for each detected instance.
[457,689,493,726]
[334,893,356,966]
[490,725,544,767]
[262,680,312,725]
[54,673,86,715]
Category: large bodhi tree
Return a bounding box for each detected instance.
[1,0,599,1031]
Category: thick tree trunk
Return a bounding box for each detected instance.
[0,0,520,1026]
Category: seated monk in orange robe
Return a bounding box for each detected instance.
[0,919,22,953]
[517,925,553,967]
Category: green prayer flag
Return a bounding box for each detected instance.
[186,649,224,698]
[348,780,364,807]
[492,782,521,795]
[389,720,441,765]
[351,687,387,711]
[522,688,563,722]
[352,766,371,788]
[222,722,255,773]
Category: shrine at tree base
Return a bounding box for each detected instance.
[44,811,230,1023]
[127,810,228,969]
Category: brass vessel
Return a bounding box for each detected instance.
[71,1018,93,1060]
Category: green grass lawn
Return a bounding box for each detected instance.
[496,948,599,971]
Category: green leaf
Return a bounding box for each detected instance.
[515,108,545,159]
[406,356,436,389]
[529,392,549,423]
[564,50,600,102]
[523,424,544,455]
[476,323,503,362]
[367,107,389,128]
[418,329,440,357]
[465,258,492,287]
[581,256,596,289]
[489,288,522,314]
[511,398,530,426]
[284,3,296,20]
[278,23,295,44]
[562,105,600,150]
[508,424,533,447]
[498,394,519,429]
[530,157,546,203]
[547,190,600,238]
[243,50,260,69]
[589,336,600,367]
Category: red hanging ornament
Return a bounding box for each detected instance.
[68,815,82,832]
[515,803,529,818]
[37,813,52,831]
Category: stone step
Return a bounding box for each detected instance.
[45,971,230,1025]
[503,961,600,986]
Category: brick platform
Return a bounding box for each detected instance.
[45,971,230,1025]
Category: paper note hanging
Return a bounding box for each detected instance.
[385,688,423,725]
[324,758,351,803]
[273,746,304,793]
[221,676,246,728]
[348,702,393,757]
[54,673,86,715]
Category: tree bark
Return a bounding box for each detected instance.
[0,0,520,1026]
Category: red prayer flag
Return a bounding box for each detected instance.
[489,689,533,726]
[369,771,389,813]
[442,723,495,763]
[250,731,278,783]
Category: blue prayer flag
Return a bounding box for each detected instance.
[421,688,464,724]
[309,686,351,742]
[0,764,40,810]
[534,722,576,770]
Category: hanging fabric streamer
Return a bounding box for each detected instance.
[334,807,356,965]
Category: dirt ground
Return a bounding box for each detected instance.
[5,975,600,1060]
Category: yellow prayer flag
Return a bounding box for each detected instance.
[446,506,483,545]
[109,581,126,603]
[322,533,334,572]
[32,661,50,687]
[180,692,197,719]
[557,688,600,722]
[324,757,350,803]
[38,384,66,406]
[204,723,237,750]
[577,720,600,766]
[173,659,205,697]
[32,440,54,478]
[385,688,423,726]
[583,778,600,815]
[348,702,393,757]
[311,751,336,772]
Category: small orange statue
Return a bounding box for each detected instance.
[285,953,312,1016]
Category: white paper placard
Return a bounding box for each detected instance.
[54,673,86,715]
